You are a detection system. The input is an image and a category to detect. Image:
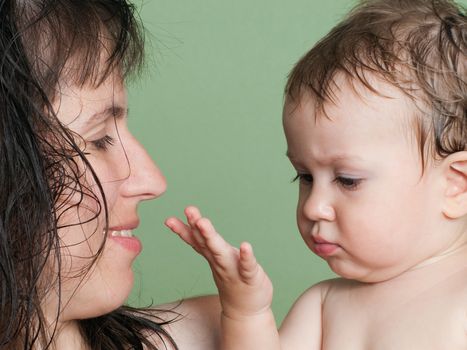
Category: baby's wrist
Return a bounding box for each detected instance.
[221,305,273,322]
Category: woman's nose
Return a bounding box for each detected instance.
[119,135,167,200]
[301,186,335,222]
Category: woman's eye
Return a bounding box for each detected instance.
[292,173,313,184]
[334,176,362,190]
[90,135,114,151]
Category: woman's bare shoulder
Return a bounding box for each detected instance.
[147,295,221,350]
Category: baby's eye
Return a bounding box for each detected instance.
[91,135,114,151]
[292,173,313,184]
[334,176,362,190]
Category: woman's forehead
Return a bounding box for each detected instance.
[53,76,127,126]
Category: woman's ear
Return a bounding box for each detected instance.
[442,152,467,219]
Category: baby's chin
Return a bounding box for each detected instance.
[326,258,406,284]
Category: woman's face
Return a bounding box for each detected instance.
[48,73,166,322]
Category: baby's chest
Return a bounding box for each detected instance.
[320,290,466,350]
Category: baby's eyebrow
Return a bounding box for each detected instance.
[285,150,365,164]
[326,154,364,163]
[285,151,302,166]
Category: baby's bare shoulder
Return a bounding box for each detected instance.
[144,295,221,350]
[279,280,336,350]
[447,267,467,327]
[284,277,362,311]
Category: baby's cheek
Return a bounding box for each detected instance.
[296,222,311,246]
[341,209,396,256]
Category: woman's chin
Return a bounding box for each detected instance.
[60,273,135,320]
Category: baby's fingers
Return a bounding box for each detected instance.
[165,217,198,248]
[184,206,206,248]
[196,218,238,267]
[239,242,260,283]
[185,206,202,227]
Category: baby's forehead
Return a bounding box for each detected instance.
[283,75,430,169]
[284,73,417,124]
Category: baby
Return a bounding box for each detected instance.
[166,0,467,349]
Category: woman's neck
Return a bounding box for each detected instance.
[48,320,89,350]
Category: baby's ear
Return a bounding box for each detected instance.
[442,151,467,219]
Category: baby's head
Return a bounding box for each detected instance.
[283,0,467,282]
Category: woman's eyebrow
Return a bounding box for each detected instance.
[86,105,128,125]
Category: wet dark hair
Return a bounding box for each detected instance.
[285,0,466,161]
[0,0,178,349]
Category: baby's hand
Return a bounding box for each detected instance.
[165,206,273,320]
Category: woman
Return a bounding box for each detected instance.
[0,0,220,349]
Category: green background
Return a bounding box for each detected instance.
[127,0,466,323]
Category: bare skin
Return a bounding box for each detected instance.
[166,77,467,350]
[166,207,467,350]
[151,295,222,350]
[48,75,222,350]
[165,207,279,350]
[51,296,221,350]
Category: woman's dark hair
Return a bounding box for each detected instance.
[0,0,178,349]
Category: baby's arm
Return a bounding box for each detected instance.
[165,206,280,350]
[279,284,325,350]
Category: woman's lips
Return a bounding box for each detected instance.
[108,234,142,253]
[107,223,142,254]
